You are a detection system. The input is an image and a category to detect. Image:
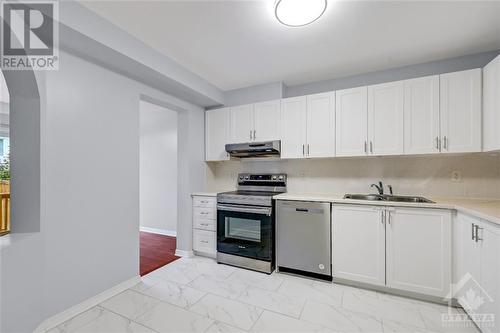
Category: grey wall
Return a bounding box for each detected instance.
[222,82,285,107]
[140,101,178,233]
[214,50,500,108]
[1,67,43,332]
[57,1,224,107]
[0,50,206,333]
[285,50,500,97]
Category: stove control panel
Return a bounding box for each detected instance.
[237,173,287,185]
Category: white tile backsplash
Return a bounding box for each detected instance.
[206,153,500,199]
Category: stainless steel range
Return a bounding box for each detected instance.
[216,173,287,274]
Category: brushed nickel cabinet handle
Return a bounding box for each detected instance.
[472,223,476,241]
[475,224,483,242]
[436,137,439,150]
[443,136,448,150]
[249,130,252,140]
[307,144,310,156]
[302,144,305,156]
[253,130,256,140]
[364,141,367,153]
[370,141,373,154]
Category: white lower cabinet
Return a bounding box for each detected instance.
[193,229,216,257]
[386,207,451,297]
[332,205,385,286]
[456,213,500,333]
[192,195,217,258]
[332,204,452,298]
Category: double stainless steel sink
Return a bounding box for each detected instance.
[344,193,435,203]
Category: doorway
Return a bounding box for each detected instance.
[139,100,179,275]
[0,71,10,236]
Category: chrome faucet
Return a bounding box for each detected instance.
[370,181,384,195]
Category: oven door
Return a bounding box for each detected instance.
[217,204,273,261]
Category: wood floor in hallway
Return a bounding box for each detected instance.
[140,231,179,276]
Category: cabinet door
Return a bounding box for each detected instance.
[455,213,483,314]
[281,96,307,159]
[254,100,281,142]
[478,222,500,333]
[335,87,368,157]
[483,56,500,152]
[230,104,254,143]
[386,208,451,297]
[440,69,482,153]
[205,108,230,161]
[306,92,335,158]
[332,205,385,286]
[193,229,216,258]
[368,81,404,156]
[404,75,440,154]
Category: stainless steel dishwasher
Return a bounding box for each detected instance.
[276,200,331,279]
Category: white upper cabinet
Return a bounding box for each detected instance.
[483,55,500,152]
[230,104,254,143]
[306,92,335,158]
[205,108,230,161]
[205,68,485,161]
[332,205,386,286]
[280,96,307,159]
[336,87,368,157]
[253,100,281,142]
[386,207,452,298]
[440,69,482,153]
[368,81,404,156]
[404,75,440,154]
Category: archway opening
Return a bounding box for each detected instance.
[0,71,10,236]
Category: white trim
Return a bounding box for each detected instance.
[175,249,194,258]
[140,226,177,237]
[34,276,140,333]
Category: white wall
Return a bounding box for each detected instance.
[140,101,178,234]
[207,154,500,199]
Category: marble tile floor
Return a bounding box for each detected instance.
[46,256,480,333]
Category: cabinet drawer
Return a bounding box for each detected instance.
[193,207,215,220]
[194,218,215,231]
[193,196,216,208]
[193,229,216,255]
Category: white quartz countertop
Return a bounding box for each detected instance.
[191,192,218,197]
[273,193,500,226]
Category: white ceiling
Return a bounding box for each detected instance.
[82,0,500,91]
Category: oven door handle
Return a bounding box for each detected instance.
[217,204,272,216]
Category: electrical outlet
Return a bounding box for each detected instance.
[451,171,462,182]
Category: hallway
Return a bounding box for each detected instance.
[140,231,179,276]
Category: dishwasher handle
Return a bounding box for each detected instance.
[295,208,309,212]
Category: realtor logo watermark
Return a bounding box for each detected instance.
[442,273,495,330]
[1,1,58,70]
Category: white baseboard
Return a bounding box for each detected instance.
[140,226,176,237]
[175,249,194,258]
[34,276,140,333]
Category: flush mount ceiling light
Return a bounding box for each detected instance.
[275,0,327,27]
